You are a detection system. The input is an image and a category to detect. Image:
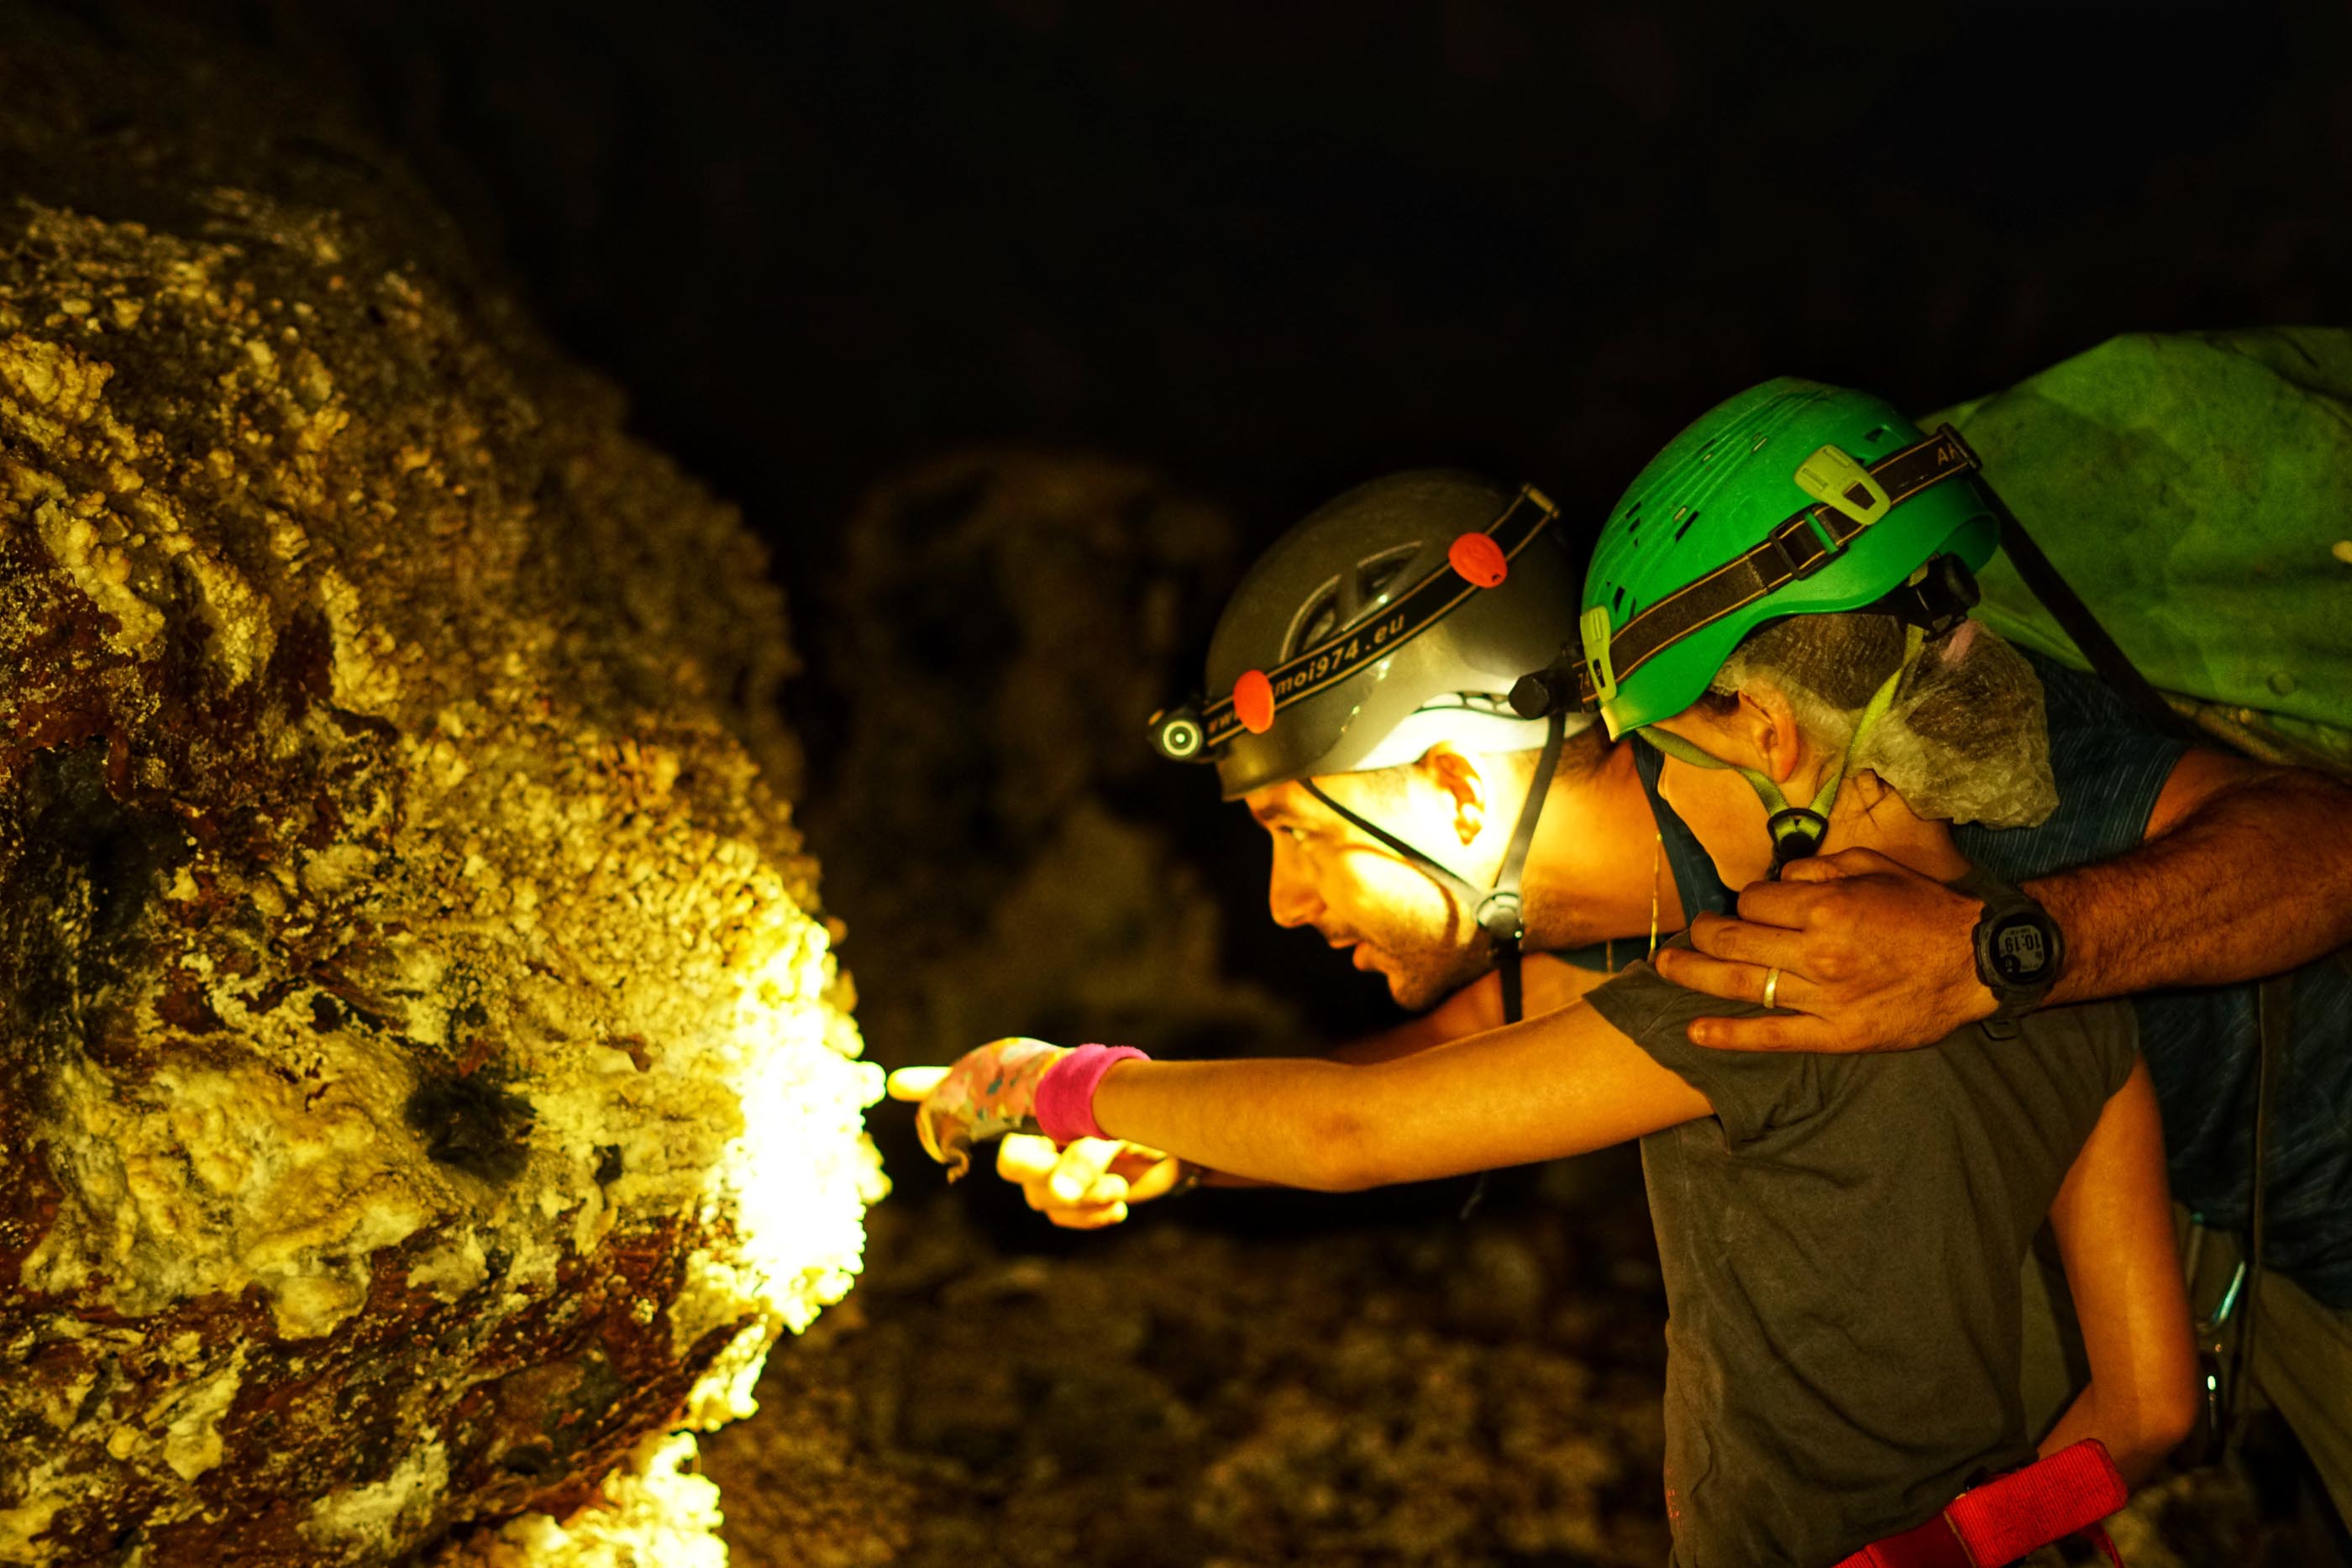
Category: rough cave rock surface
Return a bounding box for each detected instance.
[0,18,882,1565]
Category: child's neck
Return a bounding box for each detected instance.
[1824,770,1971,881]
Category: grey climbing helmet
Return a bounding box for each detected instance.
[1149,470,1588,800]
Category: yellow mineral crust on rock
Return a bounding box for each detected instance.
[0,18,878,1567]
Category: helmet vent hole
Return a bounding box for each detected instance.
[1864,424,1888,445]
[1672,510,1699,543]
[1291,591,1341,658]
[1357,548,1415,606]
[1612,585,1625,614]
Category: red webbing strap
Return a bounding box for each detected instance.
[1835,1513,1973,1568]
[1831,1440,2129,1568]
[1946,1440,2127,1565]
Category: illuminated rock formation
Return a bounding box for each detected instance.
[0,16,881,1565]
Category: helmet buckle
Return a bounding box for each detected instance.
[1765,807,1829,878]
[1475,890,1525,943]
[1877,554,1982,638]
[1793,443,1891,527]
[1509,641,1584,720]
[1578,605,1619,706]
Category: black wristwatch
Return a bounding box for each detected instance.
[1970,878,2066,1023]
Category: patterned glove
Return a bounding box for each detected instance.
[913,1036,1069,1182]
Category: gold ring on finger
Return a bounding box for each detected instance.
[1762,966,1781,1010]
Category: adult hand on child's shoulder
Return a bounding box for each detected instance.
[1653,848,1999,1052]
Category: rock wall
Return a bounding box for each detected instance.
[0,13,880,1565]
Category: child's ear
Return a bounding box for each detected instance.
[1737,684,1805,785]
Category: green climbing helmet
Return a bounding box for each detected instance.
[1151,470,1583,800]
[1580,377,2000,741]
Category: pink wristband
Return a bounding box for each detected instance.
[1032,1044,1148,1143]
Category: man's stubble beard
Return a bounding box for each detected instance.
[1368,923,1494,1013]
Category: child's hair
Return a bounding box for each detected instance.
[1707,612,2059,828]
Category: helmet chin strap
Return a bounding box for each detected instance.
[1638,625,1924,880]
[1300,707,1567,1027]
[1302,708,1566,1227]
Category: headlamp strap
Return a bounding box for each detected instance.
[1302,780,1488,910]
[1200,486,1559,753]
[1488,706,1568,945]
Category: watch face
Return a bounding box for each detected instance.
[1989,914,2052,987]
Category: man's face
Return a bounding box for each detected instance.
[1243,771,1493,1011]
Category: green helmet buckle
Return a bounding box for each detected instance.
[1578,604,1618,709]
[1792,443,1892,528]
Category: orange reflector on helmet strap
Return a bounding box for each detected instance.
[1448,532,1509,588]
[1234,669,1276,733]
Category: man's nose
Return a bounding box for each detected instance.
[1268,856,1321,929]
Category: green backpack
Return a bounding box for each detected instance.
[1924,327,2352,775]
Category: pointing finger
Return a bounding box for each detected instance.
[886,1065,949,1100]
[996,1133,1062,1183]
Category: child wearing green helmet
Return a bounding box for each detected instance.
[897,381,2199,1565]
[1557,380,2197,1561]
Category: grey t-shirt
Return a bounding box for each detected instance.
[1583,940,2138,1567]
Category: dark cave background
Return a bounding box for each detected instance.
[168,0,2349,1051]
[29,3,2352,1561]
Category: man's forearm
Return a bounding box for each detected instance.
[2035,768,2352,1004]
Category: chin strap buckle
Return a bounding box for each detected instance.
[1874,554,1982,639]
[1765,807,1828,878]
[1475,890,1525,944]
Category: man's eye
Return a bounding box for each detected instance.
[1282,826,1308,844]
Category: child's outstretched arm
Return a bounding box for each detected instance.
[1087,1000,1711,1192]
[2040,1057,2201,1482]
